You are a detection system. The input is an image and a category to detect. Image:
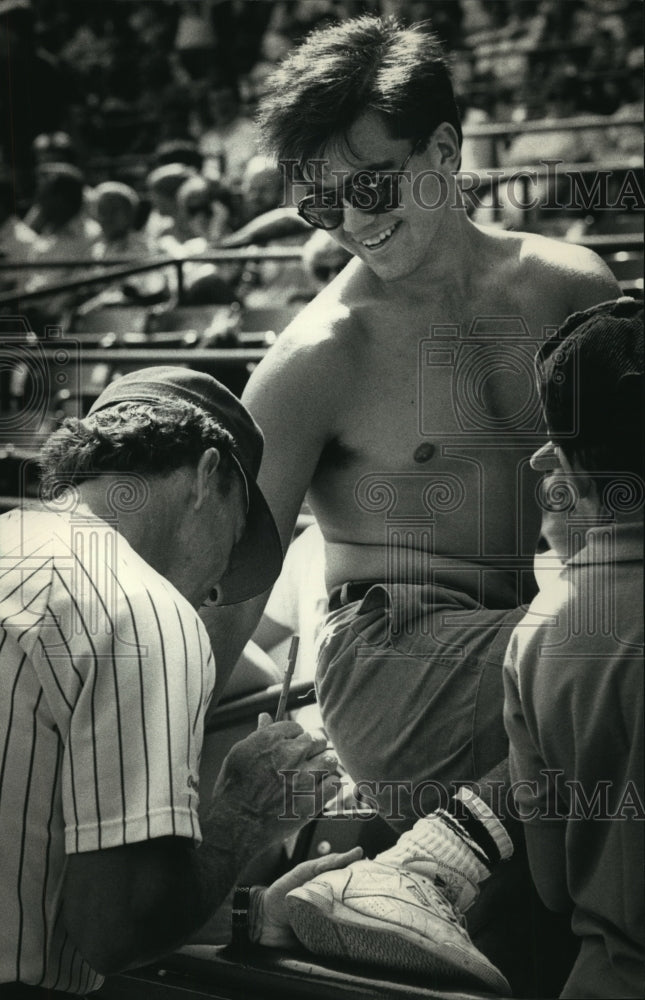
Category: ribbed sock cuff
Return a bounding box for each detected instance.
[376,811,490,890]
[450,786,514,866]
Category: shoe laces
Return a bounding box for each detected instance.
[432,876,468,931]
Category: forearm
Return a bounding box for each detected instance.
[64,720,332,974]
[64,801,270,975]
[190,792,270,921]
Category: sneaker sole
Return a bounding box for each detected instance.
[287,888,510,996]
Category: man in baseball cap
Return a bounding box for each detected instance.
[83,365,284,605]
[0,364,352,995]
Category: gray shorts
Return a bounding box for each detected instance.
[315,581,525,831]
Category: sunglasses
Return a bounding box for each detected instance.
[297,137,424,231]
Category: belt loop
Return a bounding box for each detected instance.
[339,582,350,606]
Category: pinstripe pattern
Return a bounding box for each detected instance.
[0,508,215,991]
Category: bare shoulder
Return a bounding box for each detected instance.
[240,262,367,542]
[242,261,365,414]
[515,231,621,313]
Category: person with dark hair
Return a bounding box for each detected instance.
[153,139,204,173]
[0,367,356,996]
[23,164,101,318]
[283,296,644,994]
[27,164,100,266]
[200,15,620,991]
[504,297,644,998]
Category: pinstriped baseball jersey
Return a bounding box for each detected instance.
[0,506,215,993]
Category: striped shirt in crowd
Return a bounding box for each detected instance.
[0,506,215,993]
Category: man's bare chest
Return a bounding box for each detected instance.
[339,306,544,464]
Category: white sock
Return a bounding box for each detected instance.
[373,791,513,911]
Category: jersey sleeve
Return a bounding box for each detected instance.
[35,559,215,854]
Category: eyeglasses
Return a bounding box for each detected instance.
[297,137,424,231]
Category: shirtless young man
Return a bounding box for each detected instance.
[206,12,618,798]
[198,16,620,988]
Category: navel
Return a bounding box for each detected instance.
[413,442,435,464]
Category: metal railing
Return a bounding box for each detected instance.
[1,229,640,311]
[0,247,305,307]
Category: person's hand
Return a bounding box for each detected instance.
[253,847,364,948]
[209,713,340,849]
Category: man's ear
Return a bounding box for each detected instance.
[432,122,461,169]
[558,448,594,502]
[194,447,221,510]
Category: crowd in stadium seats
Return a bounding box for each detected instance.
[2,0,642,179]
[0,0,642,327]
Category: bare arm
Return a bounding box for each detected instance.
[200,321,345,701]
[62,718,339,974]
[222,639,283,699]
[200,594,270,705]
[219,207,311,248]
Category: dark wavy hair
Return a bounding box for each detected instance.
[257,15,462,166]
[535,298,644,492]
[39,401,238,499]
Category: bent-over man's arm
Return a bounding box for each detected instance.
[62,718,338,974]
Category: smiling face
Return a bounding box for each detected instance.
[310,112,458,283]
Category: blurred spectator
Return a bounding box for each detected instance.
[240,154,284,223]
[0,173,36,260]
[199,84,259,187]
[0,171,37,292]
[79,182,167,310]
[153,139,204,173]
[24,132,85,233]
[175,175,230,247]
[24,163,101,323]
[92,181,149,260]
[144,161,197,243]
[158,175,236,306]
[221,156,308,250]
[28,164,100,261]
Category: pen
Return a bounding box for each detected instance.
[275,634,299,721]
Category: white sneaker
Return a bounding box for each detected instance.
[287,860,511,995]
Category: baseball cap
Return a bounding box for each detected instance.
[535,297,643,450]
[88,367,283,605]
